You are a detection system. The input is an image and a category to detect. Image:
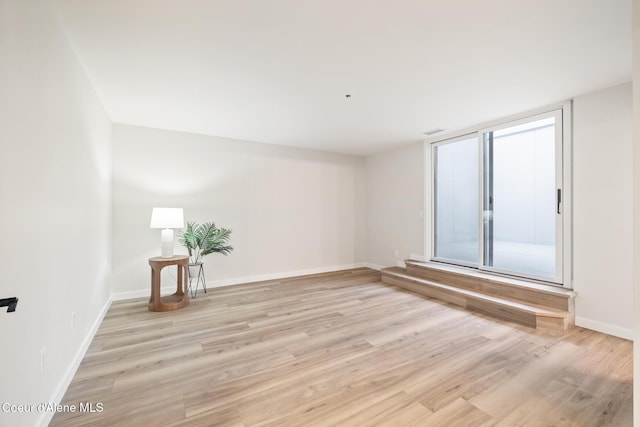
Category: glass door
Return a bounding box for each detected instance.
[432,135,479,266]
[431,109,565,284]
[480,111,563,282]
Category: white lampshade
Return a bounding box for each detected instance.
[150,207,184,229]
[150,207,184,258]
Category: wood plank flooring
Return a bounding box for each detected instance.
[50,268,632,426]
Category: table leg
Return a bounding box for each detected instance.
[176,264,184,296]
[149,266,162,311]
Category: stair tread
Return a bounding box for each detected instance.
[405,260,575,299]
[382,267,569,318]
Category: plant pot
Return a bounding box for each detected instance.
[188,262,203,278]
[188,262,206,298]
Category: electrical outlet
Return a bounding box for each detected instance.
[394,249,400,258]
[72,312,77,329]
[40,347,46,373]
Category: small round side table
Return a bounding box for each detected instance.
[148,255,189,312]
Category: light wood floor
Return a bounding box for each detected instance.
[51,268,632,426]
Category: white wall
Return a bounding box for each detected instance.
[631,0,639,422]
[0,1,112,426]
[366,142,425,268]
[112,124,366,296]
[365,83,633,339]
[573,82,633,338]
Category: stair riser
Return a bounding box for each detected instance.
[384,273,539,327]
[382,274,467,307]
[406,264,571,312]
[382,272,572,332]
[537,315,572,334]
[466,297,537,328]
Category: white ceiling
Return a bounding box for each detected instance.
[54,0,632,156]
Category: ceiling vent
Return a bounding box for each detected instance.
[423,128,445,136]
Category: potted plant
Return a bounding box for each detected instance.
[178,221,233,296]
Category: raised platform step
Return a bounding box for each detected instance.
[405,260,575,312]
[381,262,575,333]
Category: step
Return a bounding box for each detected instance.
[380,266,574,333]
[405,260,575,312]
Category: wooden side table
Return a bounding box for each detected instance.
[148,255,189,312]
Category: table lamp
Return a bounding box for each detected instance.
[150,207,184,258]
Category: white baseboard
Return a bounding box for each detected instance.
[205,263,367,288]
[575,316,633,340]
[37,295,113,427]
[363,262,384,271]
[112,288,155,301]
[113,263,369,298]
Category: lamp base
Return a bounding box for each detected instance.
[160,228,174,258]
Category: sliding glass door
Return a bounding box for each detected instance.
[432,110,564,284]
[433,135,479,265]
[481,112,562,281]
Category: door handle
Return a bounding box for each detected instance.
[0,297,18,313]
[557,189,562,214]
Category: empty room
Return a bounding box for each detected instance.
[1,0,639,426]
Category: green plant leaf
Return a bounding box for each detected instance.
[177,220,234,263]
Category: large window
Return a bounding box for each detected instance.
[431,108,568,284]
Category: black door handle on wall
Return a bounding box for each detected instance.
[0,297,18,312]
[557,189,562,214]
